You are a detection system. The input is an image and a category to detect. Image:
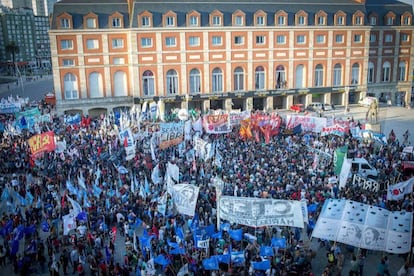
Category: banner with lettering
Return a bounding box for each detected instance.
[0,102,21,114]
[312,199,413,253]
[229,111,251,126]
[286,115,327,133]
[159,122,184,150]
[321,124,346,137]
[14,107,42,130]
[171,184,200,217]
[28,131,56,156]
[203,114,231,134]
[219,196,304,228]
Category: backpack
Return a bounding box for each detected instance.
[328,252,335,263]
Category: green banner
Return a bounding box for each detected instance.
[334,145,348,175]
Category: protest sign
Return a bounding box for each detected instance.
[203,114,231,134]
[286,115,327,133]
[171,184,199,217]
[159,122,184,150]
[219,196,304,228]
[27,131,56,156]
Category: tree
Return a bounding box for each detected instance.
[5,41,19,76]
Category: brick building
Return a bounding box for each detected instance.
[49,0,414,116]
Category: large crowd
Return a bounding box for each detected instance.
[0,99,412,276]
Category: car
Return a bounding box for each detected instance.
[306,102,332,112]
[290,104,305,113]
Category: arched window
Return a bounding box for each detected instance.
[212,68,223,92]
[382,62,391,82]
[166,69,178,94]
[351,63,360,84]
[296,65,304,88]
[114,71,127,96]
[189,68,201,93]
[368,62,375,83]
[333,64,342,86]
[142,70,154,96]
[275,65,286,89]
[398,61,407,81]
[255,66,265,90]
[89,72,103,98]
[64,73,78,99]
[234,67,244,91]
[314,64,323,87]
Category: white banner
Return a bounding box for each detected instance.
[63,213,77,235]
[194,137,208,160]
[286,115,327,133]
[171,184,200,217]
[312,199,413,253]
[387,177,414,201]
[167,162,180,182]
[196,238,210,249]
[339,158,352,189]
[229,110,250,126]
[219,196,304,228]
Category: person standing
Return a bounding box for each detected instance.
[349,255,359,276]
[60,248,69,275]
[376,257,386,276]
[70,246,79,274]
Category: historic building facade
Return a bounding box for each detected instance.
[49,0,414,116]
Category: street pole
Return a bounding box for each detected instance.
[345,86,350,115]
[213,176,224,231]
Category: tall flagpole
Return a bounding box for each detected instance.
[213,176,224,231]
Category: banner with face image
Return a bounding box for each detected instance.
[312,199,412,253]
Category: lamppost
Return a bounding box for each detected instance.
[213,176,224,230]
[345,86,350,115]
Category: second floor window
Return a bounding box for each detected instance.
[112,39,124,49]
[335,34,344,43]
[165,37,176,47]
[385,34,393,43]
[61,39,73,50]
[212,36,222,46]
[86,39,99,49]
[234,36,244,45]
[354,34,362,43]
[296,35,306,44]
[316,35,325,44]
[256,35,265,45]
[276,35,286,44]
[141,37,152,47]
[189,36,200,46]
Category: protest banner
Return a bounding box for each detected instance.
[219,196,304,228]
[203,114,231,134]
[159,122,184,150]
[0,102,21,114]
[321,124,346,137]
[387,177,414,201]
[312,199,413,253]
[171,184,200,217]
[27,131,56,156]
[286,115,327,133]
[229,110,250,126]
[334,145,348,175]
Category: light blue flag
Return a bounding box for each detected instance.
[25,191,34,205]
[93,184,102,198]
[14,192,27,206]
[1,188,9,200]
[66,179,78,195]
[144,176,150,194]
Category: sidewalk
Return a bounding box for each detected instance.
[0,75,53,94]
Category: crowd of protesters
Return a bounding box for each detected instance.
[0,98,412,276]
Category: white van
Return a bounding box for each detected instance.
[349,158,378,178]
[306,102,332,112]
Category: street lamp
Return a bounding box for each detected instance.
[345,86,350,115]
[213,176,224,230]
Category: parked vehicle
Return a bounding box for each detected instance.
[358,96,377,107]
[306,102,332,112]
[290,104,305,113]
[349,157,378,179]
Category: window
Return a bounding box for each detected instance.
[235,15,243,26]
[113,57,125,64]
[317,16,325,25]
[385,34,393,43]
[256,16,264,26]
[234,36,244,45]
[212,36,222,46]
[333,64,342,86]
[112,38,124,49]
[166,16,175,26]
[387,17,394,25]
[355,16,362,25]
[60,18,70,28]
[296,65,304,88]
[89,72,103,98]
[275,65,286,89]
[165,37,176,47]
[296,35,306,44]
[277,16,285,25]
[256,35,265,45]
[368,62,375,83]
[142,70,154,96]
[189,15,198,26]
[189,69,201,93]
[255,66,265,90]
[86,39,99,49]
[337,15,344,25]
[141,37,152,47]
[64,73,78,99]
[351,63,360,84]
[142,16,150,27]
[61,39,73,50]
[369,17,377,25]
[212,68,223,92]
[316,35,325,44]
[401,34,410,42]
[212,16,221,26]
[314,64,323,87]
[166,69,178,94]
[234,67,244,91]
[370,34,376,43]
[189,36,200,46]
[276,35,286,44]
[354,34,362,43]
[398,62,406,81]
[297,15,305,25]
[403,16,411,25]
[335,34,344,43]
[382,62,391,82]
[86,18,96,28]
[62,59,74,66]
[112,17,121,28]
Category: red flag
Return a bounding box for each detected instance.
[124,137,128,147]
[111,226,117,242]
